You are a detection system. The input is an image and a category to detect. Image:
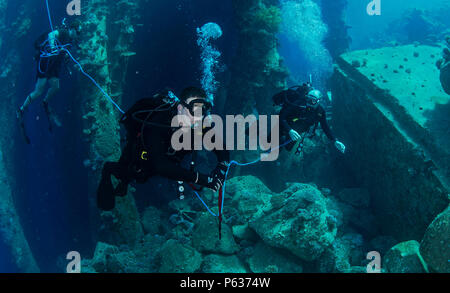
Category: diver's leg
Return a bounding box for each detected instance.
[17,78,48,143]
[113,143,135,197]
[97,162,123,211]
[42,78,62,129]
[19,78,48,113]
[43,78,60,104]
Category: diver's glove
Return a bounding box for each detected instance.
[335,140,346,154]
[289,129,301,141]
[212,161,229,181]
[196,173,224,192]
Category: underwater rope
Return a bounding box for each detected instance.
[193,139,294,217]
[44,0,125,114]
[46,0,54,32]
[61,48,125,114]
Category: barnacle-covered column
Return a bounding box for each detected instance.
[77,0,143,247]
[320,0,350,60]
[226,0,288,116]
[0,0,39,272]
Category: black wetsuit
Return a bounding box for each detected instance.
[35,30,72,79]
[97,98,230,210]
[279,92,335,150]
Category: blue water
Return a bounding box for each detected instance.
[3,0,238,273]
[1,0,448,273]
[0,239,16,273]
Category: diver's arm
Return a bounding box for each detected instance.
[150,155,198,183]
[150,155,222,191]
[280,107,302,141]
[211,149,230,181]
[318,107,336,142]
[318,108,346,153]
[148,139,220,189]
[279,106,293,133]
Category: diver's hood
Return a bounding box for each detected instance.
[306,89,322,108]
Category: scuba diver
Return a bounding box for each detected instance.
[273,83,346,155]
[437,36,450,95]
[17,19,81,143]
[97,86,230,211]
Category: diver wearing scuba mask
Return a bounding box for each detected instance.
[17,19,82,141]
[97,87,229,211]
[273,83,346,154]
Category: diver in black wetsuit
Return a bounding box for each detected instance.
[17,20,81,137]
[273,83,346,154]
[97,87,230,211]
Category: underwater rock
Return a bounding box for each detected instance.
[247,242,303,273]
[232,223,259,242]
[250,183,337,262]
[201,254,248,273]
[439,60,450,94]
[317,233,365,273]
[80,260,97,273]
[132,234,166,272]
[191,212,239,255]
[336,188,370,208]
[325,196,353,229]
[86,239,160,273]
[89,242,120,273]
[332,44,450,240]
[141,206,162,235]
[226,175,274,222]
[98,195,144,248]
[327,195,378,238]
[420,205,450,273]
[385,240,427,273]
[159,239,202,273]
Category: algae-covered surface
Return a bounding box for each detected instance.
[342,45,449,128]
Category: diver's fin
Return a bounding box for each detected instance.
[17,109,31,144]
[52,115,62,128]
[42,101,53,133]
[113,181,129,197]
[97,175,116,211]
[20,121,31,145]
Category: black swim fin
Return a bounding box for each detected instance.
[17,109,31,144]
[42,101,53,133]
[97,176,116,211]
[114,180,129,197]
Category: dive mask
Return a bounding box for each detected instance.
[181,98,212,116]
[306,89,322,107]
